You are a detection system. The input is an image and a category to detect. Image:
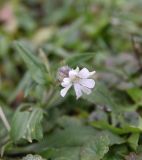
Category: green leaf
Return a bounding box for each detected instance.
[126,88,142,103]
[14,41,42,70]
[38,117,124,160]
[44,147,80,160]
[43,126,98,148]
[127,133,139,150]
[42,135,109,160]
[101,131,125,145]
[39,120,99,159]
[83,82,118,112]
[65,52,95,67]
[8,117,126,159]
[103,145,128,160]
[14,41,47,85]
[128,133,140,150]
[103,156,123,160]
[10,107,43,142]
[91,121,142,134]
[80,135,109,160]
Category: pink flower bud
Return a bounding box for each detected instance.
[57,66,71,82]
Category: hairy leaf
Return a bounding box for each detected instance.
[10,107,43,142]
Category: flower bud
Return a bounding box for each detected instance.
[57,66,71,82]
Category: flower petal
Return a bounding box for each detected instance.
[81,86,92,95]
[89,71,96,77]
[61,78,71,87]
[79,79,95,88]
[69,70,77,80]
[75,66,79,72]
[78,68,90,78]
[69,67,79,79]
[60,85,72,97]
[73,83,82,99]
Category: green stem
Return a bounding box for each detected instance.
[0,106,11,132]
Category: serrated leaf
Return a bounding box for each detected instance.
[10,107,43,142]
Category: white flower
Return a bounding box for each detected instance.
[60,67,96,99]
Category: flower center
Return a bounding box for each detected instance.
[71,76,80,83]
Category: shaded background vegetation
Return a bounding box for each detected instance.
[0,0,142,159]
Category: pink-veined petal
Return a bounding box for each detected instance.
[73,83,82,99]
[79,79,95,88]
[60,85,72,97]
[81,86,92,95]
[78,68,90,78]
